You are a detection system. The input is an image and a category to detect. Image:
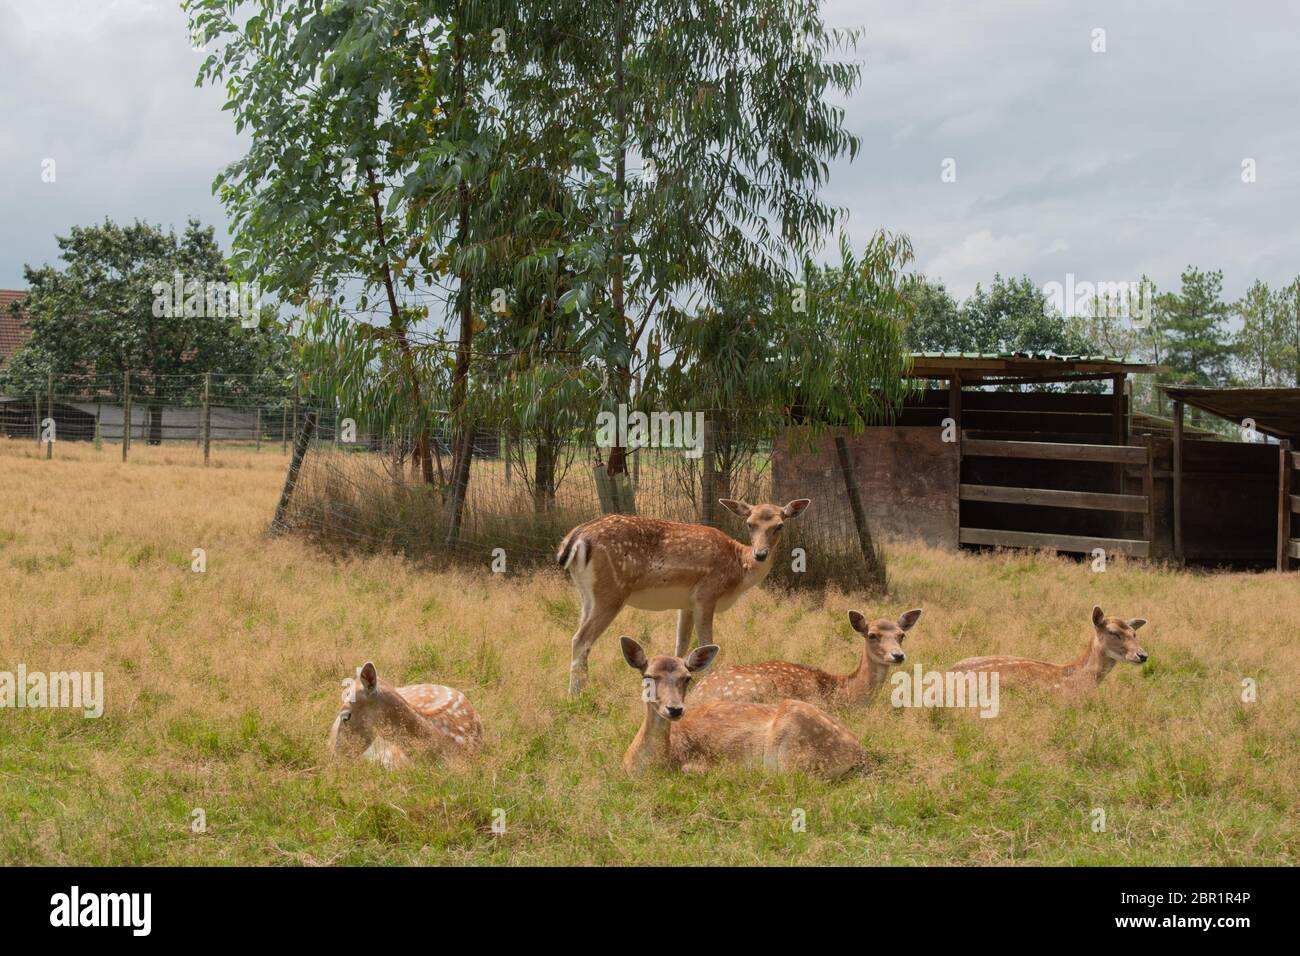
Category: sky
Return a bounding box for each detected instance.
[1,0,1298,305]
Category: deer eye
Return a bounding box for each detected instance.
[774,523,784,531]
[868,633,880,641]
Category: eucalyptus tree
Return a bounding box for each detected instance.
[186,0,519,509]
[522,0,866,489]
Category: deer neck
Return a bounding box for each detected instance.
[625,703,675,774]
[376,686,439,742]
[839,646,892,703]
[1063,636,1116,684]
[739,545,776,590]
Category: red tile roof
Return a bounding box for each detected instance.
[0,290,30,368]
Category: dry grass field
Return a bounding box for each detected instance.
[0,438,1296,865]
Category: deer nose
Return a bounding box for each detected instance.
[891,652,905,663]
[753,548,769,562]
[665,705,684,719]
[1135,651,1148,663]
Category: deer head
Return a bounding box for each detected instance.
[718,498,811,562]
[1092,606,1149,664]
[328,661,414,756]
[848,607,922,666]
[620,636,719,720]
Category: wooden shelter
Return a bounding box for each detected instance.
[1161,386,1300,570]
[773,352,1184,562]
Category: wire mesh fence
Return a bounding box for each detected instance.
[5,374,886,591]
[0,372,342,457]
[276,417,886,593]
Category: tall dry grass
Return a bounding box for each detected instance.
[0,437,1295,865]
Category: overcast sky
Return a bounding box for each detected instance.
[2,0,1297,304]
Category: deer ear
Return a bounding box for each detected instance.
[782,498,811,518]
[1128,618,1148,631]
[898,608,923,631]
[358,661,379,693]
[1092,606,1105,627]
[847,610,868,633]
[718,499,751,518]
[686,644,720,673]
[620,636,648,671]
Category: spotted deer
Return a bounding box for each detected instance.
[557,498,811,695]
[691,608,923,706]
[619,637,869,780]
[947,606,1149,689]
[329,661,483,769]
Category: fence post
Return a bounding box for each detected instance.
[33,391,40,445]
[270,410,317,535]
[1278,439,1292,572]
[255,407,262,452]
[202,371,212,466]
[46,371,54,459]
[834,433,885,591]
[122,370,131,462]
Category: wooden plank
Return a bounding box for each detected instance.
[1290,494,1300,515]
[1292,451,1300,470]
[959,526,1150,557]
[1282,441,1294,571]
[1173,400,1184,564]
[961,438,1147,464]
[959,483,1147,513]
[1143,441,1154,548]
[1291,540,1300,561]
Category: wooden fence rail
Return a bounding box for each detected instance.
[960,437,1153,558]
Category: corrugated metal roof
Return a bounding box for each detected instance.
[1162,386,1300,442]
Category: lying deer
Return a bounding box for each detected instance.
[557,498,811,695]
[329,661,483,769]
[947,606,1149,689]
[619,636,869,780]
[691,608,923,706]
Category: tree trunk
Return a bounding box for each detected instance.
[603,0,634,516]
[445,23,475,544]
[534,440,558,514]
[366,166,436,486]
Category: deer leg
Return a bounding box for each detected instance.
[674,608,695,656]
[692,599,718,649]
[568,598,624,697]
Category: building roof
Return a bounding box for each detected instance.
[0,290,30,368]
[907,351,1158,382]
[1161,385,1300,442]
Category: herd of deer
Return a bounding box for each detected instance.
[329,498,1151,780]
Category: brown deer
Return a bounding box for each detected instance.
[947,606,1149,689]
[619,637,869,780]
[329,661,483,769]
[690,608,923,706]
[557,498,811,695]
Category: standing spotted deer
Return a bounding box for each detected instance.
[947,606,1149,690]
[329,661,483,769]
[691,608,923,706]
[619,637,869,780]
[557,498,811,695]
